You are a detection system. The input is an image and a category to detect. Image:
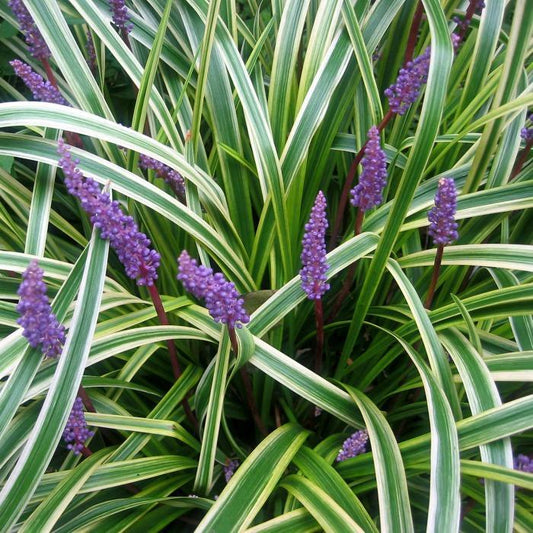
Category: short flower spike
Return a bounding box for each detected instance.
[300,191,330,300]
[16,260,65,358]
[428,177,458,246]
[63,397,93,455]
[177,251,249,329]
[8,0,50,60]
[350,126,388,212]
[336,430,369,462]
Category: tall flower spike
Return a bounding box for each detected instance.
[428,177,458,246]
[336,430,369,462]
[177,251,249,329]
[10,60,68,106]
[63,397,93,455]
[16,260,65,358]
[57,139,160,286]
[350,126,388,212]
[139,154,186,199]
[109,0,133,34]
[300,191,330,300]
[8,0,50,60]
[385,47,431,115]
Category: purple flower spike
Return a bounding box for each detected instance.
[350,126,387,212]
[385,47,431,115]
[57,139,160,286]
[177,251,249,329]
[139,154,186,199]
[63,397,93,455]
[109,0,133,33]
[514,454,533,473]
[86,31,96,72]
[8,0,50,60]
[10,60,68,106]
[224,459,239,483]
[336,430,369,462]
[428,177,459,246]
[300,191,330,300]
[16,260,65,358]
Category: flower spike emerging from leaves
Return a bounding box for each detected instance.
[350,126,388,212]
[10,60,68,105]
[514,454,533,473]
[336,430,369,462]
[57,139,160,286]
[300,191,330,300]
[139,154,186,199]
[16,260,65,358]
[109,0,133,33]
[177,251,249,329]
[385,47,431,115]
[63,397,93,455]
[224,459,239,482]
[428,177,458,246]
[8,0,50,60]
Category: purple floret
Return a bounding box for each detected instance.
[57,139,160,286]
[336,430,369,462]
[8,0,50,60]
[428,177,458,246]
[224,459,239,482]
[521,114,533,143]
[350,126,388,212]
[10,59,68,106]
[177,251,249,329]
[385,47,431,115]
[139,154,186,199]
[63,397,93,455]
[109,0,133,33]
[16,260,65,358]
[300,191,330,300]
[514,454,533,473]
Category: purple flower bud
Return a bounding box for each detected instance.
[224,459,239,482]
[177,251,249,329]
[63,397,93,455]
[16,260,66,358]
[57,139,160,286]
[109,0,133,34]
[336,430,369,462]
[350,126,388,212]
[521,114,533,143]
[139,154,186,199]
[300,191,330,300]
[8,0,50,60]
[385,47,431,115]
[514,454,533,473]
[428,177,458,246]
[10,59,68,106]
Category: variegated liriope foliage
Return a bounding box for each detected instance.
[0,0,531,531]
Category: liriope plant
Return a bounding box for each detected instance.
[0,0,531,531]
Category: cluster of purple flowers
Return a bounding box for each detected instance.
[336,430,369,462]
[177,251,249,329]
[57,139,160,286]
[350,126,388,212]
[521,114,533,143]
[385,47,431,115]
[10,60,68,106]
[224,459,239,482]
[62,397,94,455]
[8,0,50,60]
[428,177,458,246]
[139,154,186,198]
[109,0,133,33]
[16,260,65,358]
[300,191,330,300]
[514,454,533,473]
